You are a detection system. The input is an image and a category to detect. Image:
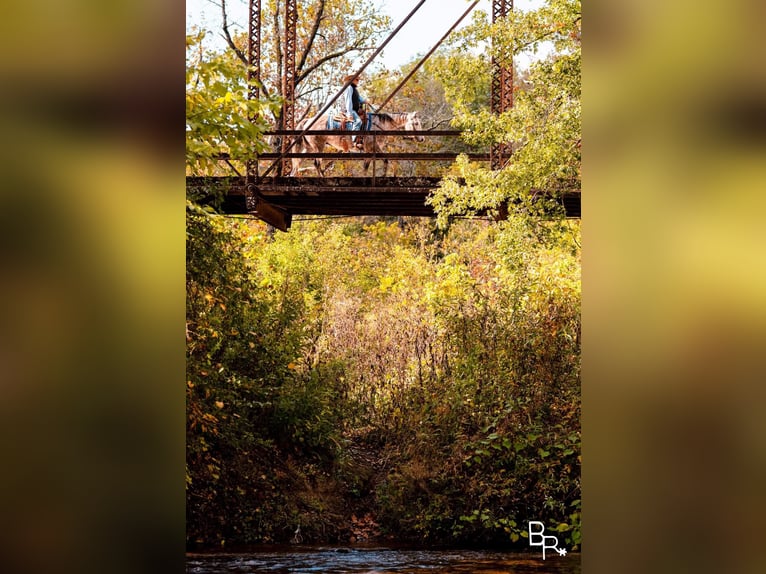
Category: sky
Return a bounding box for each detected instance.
[186,0,545,69]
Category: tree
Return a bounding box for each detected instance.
[217,0,391,123]
[428,0,581,226]
[186,30,281,175]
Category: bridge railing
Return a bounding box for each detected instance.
[214,130,488,164]
[216,152,489,161]
[263,130,463,136]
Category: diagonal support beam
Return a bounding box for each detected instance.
[376,0,480,113]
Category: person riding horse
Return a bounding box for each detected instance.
[341,74,369,150]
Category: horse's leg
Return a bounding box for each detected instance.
[312,138,325,176]
[289,140,303,176]
[310,145,324,176]
[362,138,374,175]
[377,142,388,176]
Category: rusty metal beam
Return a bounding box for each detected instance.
[252,152,490,160]
[187,176,581,222]
[256,176,450,191]
[247,0,261,102]
[264,129,463,137]
[248,195,292,231]
[281,0,298,176]
[246,0,261,181]
[491,0,513,171]
[376,0,480,112]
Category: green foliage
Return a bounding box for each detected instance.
[428,0,581,225]
[186,0,581,550]
[186,216,580,548]
[351,219,580,548]
[185,212,330,545]
[186,31,281,175]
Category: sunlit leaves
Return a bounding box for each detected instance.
[186,30,281,175]
[186,215,579,547]
[429,0,581,226]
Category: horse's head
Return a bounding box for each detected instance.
[404,111,425,142]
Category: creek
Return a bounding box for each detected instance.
[187,545,581,573]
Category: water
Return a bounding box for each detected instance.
[186,546,581,573]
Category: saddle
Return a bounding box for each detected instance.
[327,110,368,131]
[328,114,354,131]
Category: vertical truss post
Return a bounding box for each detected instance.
[281,0,298,176]
[246,0,262,185]
[491,0,513,171]
[247,0,262,104]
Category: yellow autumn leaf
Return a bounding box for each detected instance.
[215,401,224,409]
[379,275,394,292]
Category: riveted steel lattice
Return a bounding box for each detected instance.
[281,0,298,175]
[246,0,261,179]
[247,0,261,102]
[491,0,513,170]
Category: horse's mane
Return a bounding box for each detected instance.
[374,112,410,123]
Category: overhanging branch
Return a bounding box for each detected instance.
[220,0,247,64]
[297,0,326,74]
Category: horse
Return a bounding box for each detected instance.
[288,111,425,177]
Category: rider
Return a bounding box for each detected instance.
[341,74,368,149]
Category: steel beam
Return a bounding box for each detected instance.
[251,152,490,160]
[246,0,262,181]
[377,0,480,112]
[248,195,292,231]
[263,130,463,137]
[187,176,581,223]
[247,0,261,103]
[281,0,298,176]
[491,0,513,171]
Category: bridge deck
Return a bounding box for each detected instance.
[187,176,581,230]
